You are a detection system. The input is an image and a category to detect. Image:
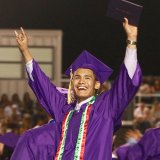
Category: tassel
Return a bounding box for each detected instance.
[67,68,73,104]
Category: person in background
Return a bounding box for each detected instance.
[127,127,160,160]
[133,103,151,133]
[22,92,34,114]
[113,129,142,160]
[113,127,160,160]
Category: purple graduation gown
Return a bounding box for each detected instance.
[12,59,142,160]
[11,123,61,160]
[0,132,20,150]
[115,144,131,160]
[127,128,160,160]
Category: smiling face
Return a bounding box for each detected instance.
[72,68,100,103]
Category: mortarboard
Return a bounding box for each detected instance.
[65,50,113,84]
[65,50,113,104]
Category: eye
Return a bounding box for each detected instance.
[85,76,91,80]
[73,76,80,80]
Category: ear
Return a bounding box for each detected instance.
[95,81,100,90]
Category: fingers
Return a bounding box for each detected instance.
[14,30,22,45]
[20,27,26,36]
[123,17,128,27]
[125,129,142,140]
[14,30,18,37]
[125,130,135,137]
[14,27,27,43]
[124,17,128,24]
[14,27,25,37]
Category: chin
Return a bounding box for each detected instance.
[77,95,90,100]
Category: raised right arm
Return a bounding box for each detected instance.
[15,27,33,63]
[15,28,67,121]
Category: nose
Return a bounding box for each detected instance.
[78,77,85,84]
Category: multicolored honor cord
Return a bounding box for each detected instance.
[55,96,96,160]
[55,110,74,160]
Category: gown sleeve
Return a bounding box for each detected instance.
[27,59,68,122]
[115,144,131,160]
[10,132,34,160]
[103,62,142,132]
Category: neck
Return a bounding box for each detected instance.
[77,96,95,104]
[77,98,87,103]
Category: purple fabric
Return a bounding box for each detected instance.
[56,87,68,95]
[11,123,61,160]
[127,128,160,160]
[65,50,113,84]
[0,132,20,150]
[12,59,141,160]
[115,144,131,160]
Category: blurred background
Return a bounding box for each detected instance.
[0,0,159,159]
[0,0,159,76]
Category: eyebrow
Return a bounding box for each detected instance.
[74,74,93,77]
[73,74,96,81]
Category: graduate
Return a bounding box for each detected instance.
[114,129,142,160]
[12,18,142,160]
[126,128,160,160]
[114,128,160,160]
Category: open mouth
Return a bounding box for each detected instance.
[77,86,87,90]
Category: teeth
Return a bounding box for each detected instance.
[78,86,86,89]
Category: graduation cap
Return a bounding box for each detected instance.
[0,132,20,150]
[65,50,113,103]
[65,50,113,84]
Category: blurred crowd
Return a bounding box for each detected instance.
[133,101,160,134]
[0,92,50,159]
[139,77,160,94]
[133,77,160,134]
[0,92,49,136]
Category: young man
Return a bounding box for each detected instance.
[114,128,160,160]
[126,128,160,160]
[12,18,142,160]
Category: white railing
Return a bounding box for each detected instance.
[134,92,160,107]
